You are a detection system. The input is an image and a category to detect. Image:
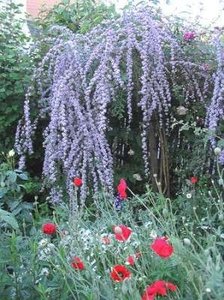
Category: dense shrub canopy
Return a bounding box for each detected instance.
[206,34,224,144]
[16,6,223,207]
[0,1,31,151]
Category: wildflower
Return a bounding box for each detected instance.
[8,149,15,157]
[113,226,123,234]
[186,193,192,199]
[149,229,157,238]
[218,150,224,165]
[133,173,143,181]
[126,255,135,266]
[42,223,56,235]
[128,149,135,156]
[125,252,141,265]
[113,225,132,242]
[110,265,131,282]
[202,63,211,72]
[142,280,177,300]
[214,147,221,155]
[114,196,123,211]
[73,177,82,187]
[40,267,49,277]
[71,256,85,270]
[143,221,152,229]
[190,176,198,184]
[38,243,55,261]
[117,178,127,199]
[38,238,49,247]
[101,236,111,245]
[150,237,173,259]
[183,31,196,41]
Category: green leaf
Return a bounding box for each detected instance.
[6,171,17,183]
[0,187,7,198]
[0,208,19,230]
[17,172,28,181]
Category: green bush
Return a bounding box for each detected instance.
[0,150,33,226]
[0,1,32,151]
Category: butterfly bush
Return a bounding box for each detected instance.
[206,33,224,145]
[16,8,212,208]
[218,150,224,165]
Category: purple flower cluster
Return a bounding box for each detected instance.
[218,150,224,166]
[15,8,213,209]
[183,31,196,41]
[206,35,224,146]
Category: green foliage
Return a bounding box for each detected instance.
[0,1,222,298]
[0,186,223,299]
[0,152,33,226]
[0,208,19,230]
[38,0,118,34]
[0,1,32,151]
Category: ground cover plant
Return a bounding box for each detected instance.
[0,173,224,299]
[0,0,224,299]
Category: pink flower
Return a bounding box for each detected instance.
[101,236,111,245]
[113,225,132,242]
[183,31,196,41]
[125,252,141,265]
[190,176,198,184]
[150,237,173,259]
[126,255,135,266]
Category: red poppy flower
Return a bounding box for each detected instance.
[42,223,56,235]
[119,190,127,199]
[126,252,142,265]
[71,256,85,270]
[141,280,177,300]
[113,225,132,242]
[126,255,135,266]
[110,265,131,282]
[73,177,82,187]
[117,178,127,199]
[150,237,173,259]
[190,176,198,184]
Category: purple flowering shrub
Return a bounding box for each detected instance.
[206,33,224,145]
[15,6,223,207]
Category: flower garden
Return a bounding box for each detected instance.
[0,0,224,299]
